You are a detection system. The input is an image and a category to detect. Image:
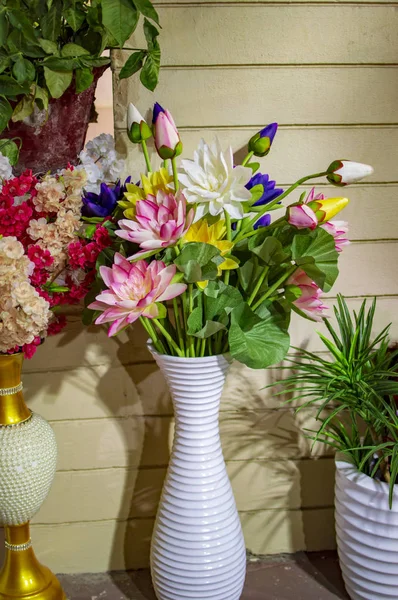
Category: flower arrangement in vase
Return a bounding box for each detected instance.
[0,133,125,600]
[79,102,373,600]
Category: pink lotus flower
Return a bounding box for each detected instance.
[116,190,194,258]
[89,254,187,336]
[153,103,182,160]
[287,203,318,230]
[321,221,350,252]
[287,269,329,321]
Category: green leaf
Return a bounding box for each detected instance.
[0,9,9,46]
[33,84,49,111]
[247,161,260,174]
[204,281,243,320]
[134,0,159,24]
[119,50,145,79]
[61,43,90,57]
[0,96,12,133]
[39,38,59,54]
[43,56,81,71]
[63,7,86,32]
[0,53,11,75]
[8,9,39,46]
[40,2,62,41]
[44,67,73,98]
[0,139,19,165]
[249,235,290,266]
[102,0,140,47]
[0,75,30,97]
[79,56,111,68]
[140,39,160,91]
[174,242,222,284]
[75,67,94,93]
[191,320,226,339]
[12,94,35,122]
[12,57,36,84]
[229,302,290,369]
[7,30,46,58]
[249,184,264,205]
[143,17,159,47]
[291,228,339,292]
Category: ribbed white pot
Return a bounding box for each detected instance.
[149,350,246,600]
[335,459,398,600]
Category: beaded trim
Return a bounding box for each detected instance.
[5,539,32,552]
[0,383,23,396]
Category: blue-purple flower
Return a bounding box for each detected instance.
[246,173,283,206]
[254,213,271,230]
[82,181,124,218]
[248,123,278,157]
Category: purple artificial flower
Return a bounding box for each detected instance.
[246,173,284,206]
[254,213,271,230]
[82,180,124,218]
[248,123,278,157]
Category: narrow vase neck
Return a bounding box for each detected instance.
[0,354,30,425]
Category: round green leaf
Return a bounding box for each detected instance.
[44,67,73,99]
[13,57,36,84]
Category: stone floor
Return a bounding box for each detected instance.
[58,552,349,599]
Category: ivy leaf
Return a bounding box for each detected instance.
[119,50,145,79]
[61,43,90,57]
[229,303,290,369]
[63,7,86,32]
[140,39,160,91]
[0,9,9,46]
[75,67,94,93]
[0,139,20,166]
[0,75,30,97]
[44,67,73,98]
[12,94,35,122]
[13,57,36,84]
[0,96,12,134]
[102,0,140,47]
[134,0,159,24]
[291,228,339,292]
[40,2,62,42]
[39,38,59,54]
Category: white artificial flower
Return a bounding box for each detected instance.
[179,138,252,220]
[79,135,125,187]
[127,103,146,128]
[0,154,12,190]
[327,160,374,186]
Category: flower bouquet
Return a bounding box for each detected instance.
[79,102,373,600]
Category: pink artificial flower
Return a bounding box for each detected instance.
[305,188,325,203]
[153,103,182,160]
[287,203,318,230]
[320,221,350,253]
[89,254,187,336]
[287,269,329,321]
[116,190,194,258]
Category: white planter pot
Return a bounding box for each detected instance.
[149,351,246,600]
[335,459,398,600]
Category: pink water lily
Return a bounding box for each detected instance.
[153,103,182,160]
[89,254,186,336]
[116,190,194,258]
[321,221,350,252]
[287,203,318,230]
[287,269,329,321]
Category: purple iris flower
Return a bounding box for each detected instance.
[82,177,131,218]
[246,173,284,207]
[254,213,271,230]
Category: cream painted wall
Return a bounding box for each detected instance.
[8,1,398,575]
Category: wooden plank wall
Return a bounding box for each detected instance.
[4,1,397,574]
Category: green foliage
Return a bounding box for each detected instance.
[0,0,161,129]
[273,295,398,505]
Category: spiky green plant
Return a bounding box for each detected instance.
[275,295,398,506]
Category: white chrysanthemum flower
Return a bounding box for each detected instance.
[178,139,252,220]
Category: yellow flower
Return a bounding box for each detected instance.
[118,168,173,219]
[184,219,239,288]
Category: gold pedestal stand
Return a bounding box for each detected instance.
[0,355,66,600]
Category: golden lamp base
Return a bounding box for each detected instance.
[0,524,66,600]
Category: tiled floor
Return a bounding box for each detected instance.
[58,552,350,599]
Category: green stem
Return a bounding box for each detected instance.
[172,158,179,192]
[200,338,206,357]
[224,210,232,242]
[173,297,185,354]
[252,265,297,312]
[140,317,166,354]
[153,319,184,357]
[188,284,195,357]
[248,267,269,306]
[235,171,328,241]
[141,139,152,172]
[242,151,254,167]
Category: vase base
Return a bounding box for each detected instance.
[0,551,66,600]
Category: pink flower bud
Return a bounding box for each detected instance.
[287,204,318,230]
[153,103,182,160]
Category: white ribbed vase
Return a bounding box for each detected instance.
[150,351,246,600]
[335,459,398,600]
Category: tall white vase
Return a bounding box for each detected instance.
[150,351,246,600]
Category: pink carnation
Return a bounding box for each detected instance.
[89,253,187,336]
